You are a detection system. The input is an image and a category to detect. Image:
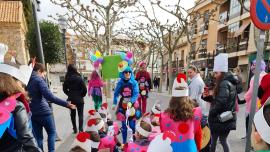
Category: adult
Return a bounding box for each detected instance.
[27,63,76,152]
[244,60,266,135]
[203,53,238,152]
[63,64,87,133]
[135,61,152,114]
[113,60,139,144]
[0,43,41,151]
[153,76,159,91]
[187,65,210,152]
[187,65,208,116]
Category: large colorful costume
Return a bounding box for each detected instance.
[113,59,140,144]
[135,62,152,114]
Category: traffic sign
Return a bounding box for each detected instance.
[251,0,270,30]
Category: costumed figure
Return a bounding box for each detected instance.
[149,103,161,141]
[113,56,140,144]
[135,61,152,114]
[88,70,104,111]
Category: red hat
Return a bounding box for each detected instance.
[139,61,146,67]
[259,73,270,106]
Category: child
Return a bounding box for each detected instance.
[124,120,152,152]
[251,98,270,151]
[89,118,117,152]
[88,70,104,111]
[160,73,202,152]
[113,59,140,144]
[70,131,100,152]
[149,103,161,141]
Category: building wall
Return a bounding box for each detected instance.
[0,23,29,64]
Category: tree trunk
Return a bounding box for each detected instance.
[151,50,154,83]
[158,55,164,93]
[168,51,173,94]
[105,9,111,98]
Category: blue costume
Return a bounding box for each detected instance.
[113,66,140,144]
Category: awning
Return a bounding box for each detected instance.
[234,21,250,37]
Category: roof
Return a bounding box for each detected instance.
[0,1,23,23]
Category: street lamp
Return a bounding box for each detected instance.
[58,16,68,68]
[32,0,45,64]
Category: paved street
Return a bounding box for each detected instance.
[45,87,247,152]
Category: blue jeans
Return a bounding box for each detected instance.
[121,119,136,144]
[32,115,56,152]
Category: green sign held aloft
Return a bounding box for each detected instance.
[102,55,122,79]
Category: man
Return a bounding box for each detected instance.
[188,65,210,152]
[188,66,208,115]
[135,61,152,114]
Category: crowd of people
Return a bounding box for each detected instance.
[0,42,270,152]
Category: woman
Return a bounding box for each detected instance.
[63,64,87,133]
[27,63,76,152]
[0,43,41,151]
[88,70,104,111]
[160,73,202,152]
[203,53,237,152]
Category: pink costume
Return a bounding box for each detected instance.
[244,72,266,114]
[160,107,202,152]
[99,135,117,152]
[148,126,161,141]
[124,142,149,152]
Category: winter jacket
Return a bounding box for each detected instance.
[188,74,209,116]
[0,96,41,152]
[63,74,87,104]
[203,72,238,133]
[27,72,68,117]
[113,68,139,105]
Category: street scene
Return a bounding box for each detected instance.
[1,0,270,152]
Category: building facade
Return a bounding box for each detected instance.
[0,1,29,64]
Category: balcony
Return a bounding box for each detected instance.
[198,49,207,59]
[238,38,248,51]
[198,24,208,36]
[216,43,227,54]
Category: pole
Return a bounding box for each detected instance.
[62,29,68,68]
[32,0,45,64]
[176,57,179,74]
[245,30,265,152]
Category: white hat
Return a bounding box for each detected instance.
[72,132,92,152]
[213,53,228,72]
[151,102,161,115]
[172,73,188,97]
[0,43,33,85]
[136,120,152,137]
[86,118,105,132]
[254,97,270,144]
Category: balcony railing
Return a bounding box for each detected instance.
[238,38,248,51]
[198,49,207,58]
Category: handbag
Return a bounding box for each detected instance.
[237,92,246,104]
[218,111,234,122]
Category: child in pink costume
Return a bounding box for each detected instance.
[160,73,202,152]
[124,120,152,152]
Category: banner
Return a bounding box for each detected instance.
[102,55,122,79]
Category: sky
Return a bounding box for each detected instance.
[38,0,195,33]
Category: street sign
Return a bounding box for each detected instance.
[251,0,270,30]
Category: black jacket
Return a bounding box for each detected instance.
[203,72,238,133]
[0,101,41,152]
[63,74,87,104]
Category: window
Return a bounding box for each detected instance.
[181,50,184,60]
[204,10,210,22]
[174,52,177,61]
[227,22,240,53]
[201,39,208,49]
[229,0,241,19]
[191,43,196,52]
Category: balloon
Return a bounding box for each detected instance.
[120,52,126,60]
[135,110,142,119]
[126,51,133,59]
[91,55,97,62]
[128,59,133,65]
[95,51,101,58]
[124,57,129,62]
[93,61,99,69]
[97,58,103,63]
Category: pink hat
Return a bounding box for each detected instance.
[139,61,146,67]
